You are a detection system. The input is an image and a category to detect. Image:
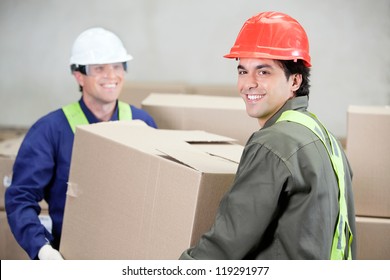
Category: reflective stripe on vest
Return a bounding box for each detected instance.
[62,101,132,134]
[276,110,353,260]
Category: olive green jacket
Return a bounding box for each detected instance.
[180,96,356,260]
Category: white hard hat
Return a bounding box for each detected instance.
[70,27,133,65]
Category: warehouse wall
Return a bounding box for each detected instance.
[0,0,389,137]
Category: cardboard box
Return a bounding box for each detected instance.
[355,216,390,259]
[0,136,48,211]
[0,136,24,210]
[60,121,244,259]
[0,127,27,142]
[346,106,390,218]
[0,211,29,259]
[141,93,259,145]
[188,84,237,97]
[0,210,51,260]
[120,81,187,108]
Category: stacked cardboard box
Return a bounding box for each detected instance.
[346,105,390,259]
[0,127,27,142]
[188,84,237,97]
[0,211,29,259]
[120,81,237,109]
[0,135,50,260]
[60,121,244,259]
[0,136,27,259]
[141,93,259,145]
[120,81,188,108]
[0,137,24,209]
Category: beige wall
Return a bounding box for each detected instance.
[0,0,389,138]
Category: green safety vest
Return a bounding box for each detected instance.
[62,101,132,134]
[276,110,353,260]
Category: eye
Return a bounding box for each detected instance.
[238,69,247,75]
[95,66,104,72]
[112,63,123,71]
[258,70,269,76]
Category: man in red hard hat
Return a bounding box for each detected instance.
[180,11,356,260]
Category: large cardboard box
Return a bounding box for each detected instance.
[141,93,259,145]
[346,106,390,218]
[60,121,244,259]
[355,216,390,259]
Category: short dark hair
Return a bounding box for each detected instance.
[278,60,311,97]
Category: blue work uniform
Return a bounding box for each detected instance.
[5,98,157,259]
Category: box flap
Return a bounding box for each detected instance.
[191,143,244,164]
[158,147,239,173]
[76,121,242,173]
[78,121,237,152]
[156,129,236,143]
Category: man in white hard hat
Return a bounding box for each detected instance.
[5,27,157,260]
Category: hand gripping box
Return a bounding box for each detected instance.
[60,121,243,259]
[141,93,259,145]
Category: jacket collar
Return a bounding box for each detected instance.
[262,96,309,129]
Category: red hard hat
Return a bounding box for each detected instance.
[224,11,311,67]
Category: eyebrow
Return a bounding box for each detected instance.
[237,64,273,71]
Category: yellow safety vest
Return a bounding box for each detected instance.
[62,101,132,133]
[276,110,353,260]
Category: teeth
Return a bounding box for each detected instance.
[247,94,263,100]
[103,84,116,88]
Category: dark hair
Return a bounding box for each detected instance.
[278,60,311,97]
[70,64,86,92]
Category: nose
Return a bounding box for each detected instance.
[244,73,258,91]
[103,65,116,78]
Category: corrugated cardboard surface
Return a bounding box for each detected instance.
[355,216,390,259]
[346,106,390,217]
[0,135,48,211]
[0,211,29,260]
[119,82,237,108]
[0,127,27,142]
[120,82,187,108]
[60,121,243,259]
[0,136,24,210]
[188,84,237,97]
[0,210,51,260]
[141,93,259,145]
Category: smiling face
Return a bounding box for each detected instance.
[74,63,125,106]
[237,58,302,127]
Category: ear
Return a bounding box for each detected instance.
[73,71,85,87]
[291,74,302,92]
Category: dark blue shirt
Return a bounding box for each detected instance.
[5,99,157,259]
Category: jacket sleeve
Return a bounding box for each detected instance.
[179,143,291,260]
[130,105,158,128]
